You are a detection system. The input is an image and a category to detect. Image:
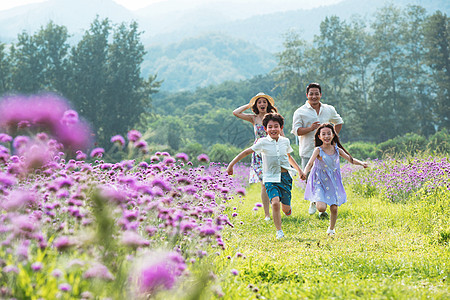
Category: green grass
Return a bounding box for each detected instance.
[207,184,449,299]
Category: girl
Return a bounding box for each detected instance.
[232,92,278,221]
[303,123,368,236]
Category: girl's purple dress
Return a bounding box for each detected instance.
[304,145,347,206]
[249,124,266,183]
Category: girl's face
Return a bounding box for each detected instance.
[318,127,334,145]
[256,98,268,113]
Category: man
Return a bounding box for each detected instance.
[292,82,343,216]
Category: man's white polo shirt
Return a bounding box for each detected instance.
[292,101,343,158]
[251,135,297,184]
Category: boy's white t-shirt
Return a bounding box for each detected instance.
[251,135,297,183]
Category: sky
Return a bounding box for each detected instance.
[0,0,342,12]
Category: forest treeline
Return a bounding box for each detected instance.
[0,5,449,161]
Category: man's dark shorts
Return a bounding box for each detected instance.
[264,172,292,206]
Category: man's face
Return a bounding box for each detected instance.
[265,120,282,140]
[306,87,321,106]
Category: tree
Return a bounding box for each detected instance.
[342,17,374,141]
[9,21,70,93]
[424,11,450,130]
[401,5,435,136]
[102,21,160,145]
[0,43,11,94]
[273,31,310,108]
[314,16,350,114]
[66,17,111,144]
[369,5,408,142]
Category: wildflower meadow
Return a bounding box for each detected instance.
[0,94,449,299]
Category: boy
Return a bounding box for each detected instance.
[227,113,306,239]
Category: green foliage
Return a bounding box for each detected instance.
[209,143,243,164]
[345,141,378,160]
[180,142,204,162]
[377,133,427,157]
[427,128,450,153]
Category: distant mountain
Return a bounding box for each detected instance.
[0,0,448,91]
[0,0,134,42]
[140,0,450,53]
[142,33,277,91]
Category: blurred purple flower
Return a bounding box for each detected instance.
[76,150,87,160]
[0,172,17,188]
[0,94,91,151]
[2,189,36,211]
[0,133,12,143]
[121,231,149,248]
[61,110,78,125]
[197,154,210,163]
[59,283,71,292]
[31,262,43,272]
[255,203,263,208]
[175,152,189,162]
[3,265,19,274]
[231,269,239,276]
[110,135,126,147]
[127,130,142,142]
[83,263,115,281]
[90,148,104,158]
[53,236,75,251]
[134,251,186,295]
[13,136,30,149]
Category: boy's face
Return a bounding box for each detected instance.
[265,120,283,140]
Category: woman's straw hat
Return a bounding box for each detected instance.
[249,92,275,107]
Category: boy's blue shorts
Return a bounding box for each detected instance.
[264,172,292,206]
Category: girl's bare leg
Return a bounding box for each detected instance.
[261,183,270,219]
[316,201,327,213]
[329,204,338,230]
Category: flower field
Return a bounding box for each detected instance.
[0,94,449,299]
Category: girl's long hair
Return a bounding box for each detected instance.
[314,123,353,163]
[251,98,278,114]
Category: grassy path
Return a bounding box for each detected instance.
[210,183,449,299]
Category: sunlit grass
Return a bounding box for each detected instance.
[211,182,449,299]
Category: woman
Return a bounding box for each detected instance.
[232,92,278,221]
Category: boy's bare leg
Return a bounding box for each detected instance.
[329,205,338,230]
[281,204,291,215]
[261,184,270,219]
[271,196,282,230]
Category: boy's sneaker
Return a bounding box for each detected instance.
[264,216,271,221]
[327,228,335,236]
[319,211,328,218]
[308,202,317,215]
[276,230,285,239]
[284,209,292,216]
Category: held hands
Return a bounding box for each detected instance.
[361,162,369,168]
[300,172,307,181]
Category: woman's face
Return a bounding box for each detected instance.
[256,98,268,113]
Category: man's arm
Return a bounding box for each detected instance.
[335,123,342,134]
[296,122,320,136]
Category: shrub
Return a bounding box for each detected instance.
[345,142,378,160]
[209,143,244,163]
